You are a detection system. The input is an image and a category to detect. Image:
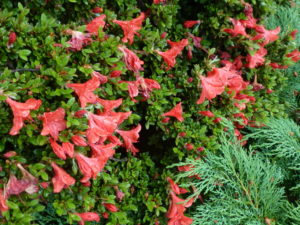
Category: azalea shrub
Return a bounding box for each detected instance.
[0,0,299,224]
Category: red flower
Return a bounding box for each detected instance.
[116,188,125,202]
[49,138,74,160]
[41,108,67,140]
[183,20,201,28]
[185,143,194,150]
[0,189,8,213]
[245,46,267,68]
[102,212,109,219]
[66,30,92,52]
[71,135,88,147]
[75,212,100,225]
[167,177,188,195]
[196,66,229,104]
[188,33,202,49]
[6,97,42,135]
[91,71,108,84]
[198,110,214,117]
[162,102,184,122]
[116,124,141,155]
[67,75,100,108]
[166,191,193,225]
[161,32,167,39]
[289,29,298,40]
[120,77,160,102]
[178,132,186,137]
[3,151,17,158]
[74,109,88,118]
[213,117,222,123]
[177,165,193,172]
[269,62,288,69]
[86,113,118,144]
[86,15,106,35]
[153,0,166,4]
[5,163,39,197]
[51,162,75,193]
[90,143,116,158]
[110,70,122,78]
[118,46,144,72]
[286,50,300,62]
[7,32,17,47]
[75,153,106,183]
[103,203,119,212]
[156,39,188,70]
[97,98,123,113]
[40,182,49,189]
[252,25,280,45]
[91,7,103,14]
[223,18,248,37]
[113,13,145,44]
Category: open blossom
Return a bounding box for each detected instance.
[113,12,145,44]
[116,124,141,155]
[183,20,201,28]
[97,98,123,113]
[162,102,184,122]
[86,113,118,144]
[75,153,106,183]
[86,14,106,35]
[6,97,42,135]
[51,162,75,193]
[49,138,74,160]
[156,39,188,70]
[75,212,100,225]
[252,25,280,45]
[118,46,144,72]
[197,67,228,104]
[41,108,67,140]
[223,18,248,37]
[245,46,267,68]
[66,75,100,108]
[66,30,92,52]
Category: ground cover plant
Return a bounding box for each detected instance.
[0,0,299,224]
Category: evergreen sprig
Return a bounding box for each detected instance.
[173,122,287,225]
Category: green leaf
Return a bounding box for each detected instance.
[17,49,31,61]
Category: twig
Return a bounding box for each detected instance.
[111,157,128,162]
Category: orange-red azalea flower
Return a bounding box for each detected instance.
[162,102,184,122]
[6,97,42,135]
[67,75,100,108]
[116,124,141,155]
[113,13,145,44]
[51,162,75,193]
[86,15,106,35]
[40,108,67,140]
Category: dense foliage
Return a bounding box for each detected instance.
[0,0,299,224]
